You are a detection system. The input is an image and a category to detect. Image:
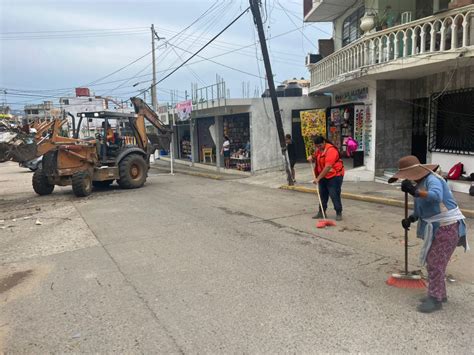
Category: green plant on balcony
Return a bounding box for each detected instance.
[375,5,398,30]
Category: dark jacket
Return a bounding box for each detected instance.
[287,141,297,164]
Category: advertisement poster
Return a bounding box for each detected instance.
[300,109,326,158]
[364,104,372,155]
[176,100,192,121]
[354,105,365,150]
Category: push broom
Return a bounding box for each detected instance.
[310,163,336,229]
[386,192,426,288]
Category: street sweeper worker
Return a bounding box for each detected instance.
[307,135,345,221]
[388,155,468,313]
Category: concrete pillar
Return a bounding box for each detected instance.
[215,115,224,169]
[191,118,199,165]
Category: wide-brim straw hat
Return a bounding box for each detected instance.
[388,155,439,183]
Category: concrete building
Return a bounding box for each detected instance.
[304,0,474,192]
[24,101,62,123]
[169,96,330,174]
[59,92,133,137]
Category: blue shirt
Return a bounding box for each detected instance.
[412,173,466,240]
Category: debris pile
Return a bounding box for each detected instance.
[0,120,37,163]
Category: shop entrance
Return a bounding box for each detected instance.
[176,123,191,160]
[411,98,428,164]
[197,117,216,164]
[223,113,250,171]
[291,110,308,161]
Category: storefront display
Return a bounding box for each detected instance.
[180,138,191,159]
[224,113,250,171]
[328,106,354,156]
[176,123,191,160]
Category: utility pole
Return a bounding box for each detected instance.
[151,24,158,111]
[249,0,293,185]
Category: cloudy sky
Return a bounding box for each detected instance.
[1,0,331,110]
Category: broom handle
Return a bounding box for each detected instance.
[404,191,408,275]
[310,162,327,220]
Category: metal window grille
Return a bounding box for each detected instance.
[428,87,474,155]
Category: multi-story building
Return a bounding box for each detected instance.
[24,101,62,123]
[304,0,474,192]
[59,88,132,137]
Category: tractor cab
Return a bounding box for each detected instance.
[76,111,143,164]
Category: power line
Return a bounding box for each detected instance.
[133,5,251,100]
[168,42,267,81]
[0,27,148,35]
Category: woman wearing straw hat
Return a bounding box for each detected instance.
[389,155,468,313]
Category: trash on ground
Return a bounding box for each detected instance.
[35,219,42,225]
[447,275,456,283]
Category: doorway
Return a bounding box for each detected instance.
[411,98,429,164]
[291,110,308,161]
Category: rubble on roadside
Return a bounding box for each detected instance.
[0,120,37,163]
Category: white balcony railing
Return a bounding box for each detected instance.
[309,6,474,90]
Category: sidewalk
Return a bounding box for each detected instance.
[150,159,474,218]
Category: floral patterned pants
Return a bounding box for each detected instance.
[426,223,459,301]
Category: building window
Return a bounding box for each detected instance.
[88,98,93,102]
[32,109,39,114]
[62,99,69,105]
[342,6,365,47]
[429,88,474,155]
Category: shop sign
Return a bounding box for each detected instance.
[354,104,373,156]
[335,87,368,104]
[176,100,193,121]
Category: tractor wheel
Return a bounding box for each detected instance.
[32,169,55,196]
[72,171,92,197]
[92,179,114,188]
[117,154,147,189]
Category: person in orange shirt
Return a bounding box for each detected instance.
[307,135,345,221]
[100,121,115,144]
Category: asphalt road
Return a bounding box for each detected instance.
[1,163,473,353]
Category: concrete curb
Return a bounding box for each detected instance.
[280,185,474,219]
[150,166,223,180]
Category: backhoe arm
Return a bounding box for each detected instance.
[130,97,173,135]
[130,97,173,151]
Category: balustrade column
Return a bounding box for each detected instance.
[451,22,458,49]
[394,35,399,58]
[403,32,408,57]
[462,16,468,47]
[430,26,436,52]
[440,25,446,51]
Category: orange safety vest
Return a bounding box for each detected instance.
[313,143,345,179]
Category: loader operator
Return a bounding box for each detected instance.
[105,123,115,144]
[99,122,118,158]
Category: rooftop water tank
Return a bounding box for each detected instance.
[261,89,270,98]
[276,85,286,97]
[284,82,302,97]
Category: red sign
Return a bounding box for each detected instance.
[75,88,90,97]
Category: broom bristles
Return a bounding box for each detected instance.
[316,219,336,228]
[386,276,426,289]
